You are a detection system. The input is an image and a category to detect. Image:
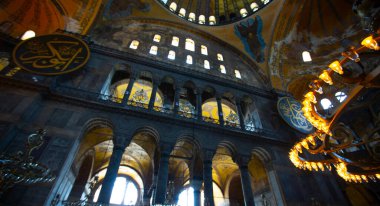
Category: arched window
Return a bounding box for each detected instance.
[201,45,208,55]
[168,50,176,60]
[169,2,177,11]
[217,53,224,61]
[153,34,161,42]
[235,69,241,78]
[240,8,248,17]
[320,98,333,110]
[250,3,259,11]
[21,30,35,40]
[335,91,347,103]
[177,183,225,206]
[149,46,158,55]
[209,16,216,25]
[262,0,270,4]
[179,8,186,17]
[186,55,193,64]
[185,38,195,51]
[204,60,210,69]
[172,36,179,47]
[302,51,312,62]
[129,40,139,49]
[188,13,196,22]
[199,15,206,24]
[93,176,139,205]
[220,65,226,74]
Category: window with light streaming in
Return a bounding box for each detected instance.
[217,53,224,61]
[220,65,226,74]
[320,98,333,110]
[149,46,158,55]
[169,2,177,11]
[93,177,139,205]
[335,91,347,103]
[250,3,259,11]
[153,34,161,42]
[186,55,193,64]
[129,40,139,50]
[201,45,208,55]
[235,70,241,79]
[168,50,176,60]
[204,60,210,69]
[179,8,186,17]
[185,38,195,51]
[172,36,179,47]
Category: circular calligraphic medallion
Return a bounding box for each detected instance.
[13,34,90,75]
[277,97,313,134]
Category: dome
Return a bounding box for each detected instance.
[156,0,273,25]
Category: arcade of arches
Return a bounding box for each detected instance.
[66,122,275,206]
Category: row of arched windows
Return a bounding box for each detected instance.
[128,37,242,79]
[162,0,271,25]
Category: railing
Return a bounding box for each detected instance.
[51,84,270,136]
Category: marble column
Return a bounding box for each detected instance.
[173,86,181,115]
[192,177,203,206]
[236,101,246,130]
[148,80,159,110]
[97,145,125,204]
[216,96,224,126]
[196,88,203,121]
[154,144,172,204]
[122,76,136,104]
[203,150,215,206]
[238,157,255,206]
[265,164,285,206]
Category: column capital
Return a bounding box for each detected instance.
[202,149,215,163]
[112,132,132,149]
[159,143,174,156]
[236,155,251,168]
[191,177,203,190]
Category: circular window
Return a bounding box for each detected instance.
[320,98,333,110]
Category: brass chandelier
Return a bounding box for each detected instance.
[289,34,380,183]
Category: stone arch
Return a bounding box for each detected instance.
[251,147,272,163]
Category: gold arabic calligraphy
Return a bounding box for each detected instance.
[13,34,90,75]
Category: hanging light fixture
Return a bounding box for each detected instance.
[289,34,380,183]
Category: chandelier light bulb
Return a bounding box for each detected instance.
[361,36,379,50]
[328,60,343,75]
[319,70,333,85]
